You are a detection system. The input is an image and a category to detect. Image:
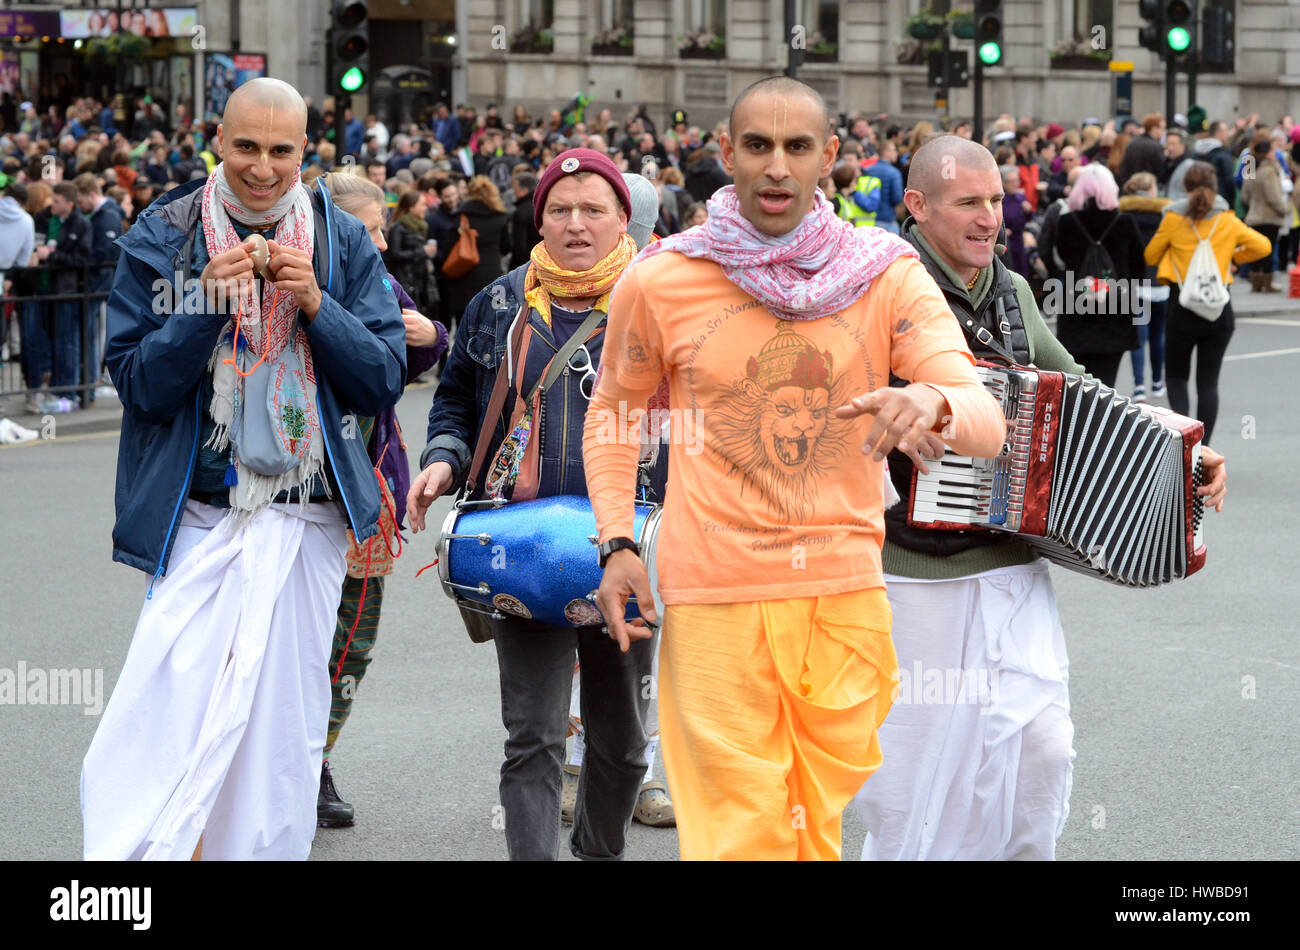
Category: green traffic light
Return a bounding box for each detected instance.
[340,66,365,92]
[1166,26,1191,52]
[978,41,1002,65]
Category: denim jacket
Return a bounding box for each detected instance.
[421,263,667,503]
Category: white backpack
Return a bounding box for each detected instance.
[1171,214,1231,321]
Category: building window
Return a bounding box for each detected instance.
[512,0,554,52]
[521,0,555,29]
[599,0,635,30]
[689,0,727,34]
[803,0,839,59]
[1050,0,1113,68]
[1073,0,1112,44]
[680,0,726,57]
[593,0,635,54]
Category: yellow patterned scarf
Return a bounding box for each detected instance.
[525,232,637,326]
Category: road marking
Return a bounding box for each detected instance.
[1224,346,1300,362]
[1237,317,1300,327]
[0,430,116,450]
[1166,646,1300,673]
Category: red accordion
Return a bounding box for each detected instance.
[908,363,1206,587]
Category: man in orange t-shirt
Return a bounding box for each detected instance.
[582,77,1008,860]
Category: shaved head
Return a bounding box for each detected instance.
[902,134,1003,284]
[218,78,309,213]
[722,76,839,235]
[224,77,307,132]
[905,134,997,201]
[729,76,830,143]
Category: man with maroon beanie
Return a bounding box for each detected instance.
[408,149,660,860]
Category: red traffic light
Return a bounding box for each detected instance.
[1165,0,1191,23]
[337,1,367,29]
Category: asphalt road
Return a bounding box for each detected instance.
[2,312,1297,861]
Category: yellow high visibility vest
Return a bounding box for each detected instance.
[836,175,881,227]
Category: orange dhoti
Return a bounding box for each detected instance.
[658,587,897,860]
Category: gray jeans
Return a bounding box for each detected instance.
[492,619,654,860]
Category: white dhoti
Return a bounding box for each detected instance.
[854,561,1076,860]
[82,499,349,860]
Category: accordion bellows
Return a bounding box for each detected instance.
[909,363,1207,587]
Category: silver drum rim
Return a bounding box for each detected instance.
[436,505,462,599]
[636,505,665,621]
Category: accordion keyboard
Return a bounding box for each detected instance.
[909,366,1037,531]
[908,364,1206,587]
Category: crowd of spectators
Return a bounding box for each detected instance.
[3,86,1298,423]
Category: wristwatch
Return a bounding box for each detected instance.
[598,537,639,568]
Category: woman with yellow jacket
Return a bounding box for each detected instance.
[1145,162,1270,445]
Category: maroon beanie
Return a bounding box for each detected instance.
[533,148,632,230]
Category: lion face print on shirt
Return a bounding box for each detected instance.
[711,321,852,523]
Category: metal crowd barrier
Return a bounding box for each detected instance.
[0,262,115,404]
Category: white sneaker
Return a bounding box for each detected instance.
[1151,381,1167,398]
[1132,385,1146,404]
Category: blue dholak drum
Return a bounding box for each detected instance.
[438,494,663,628]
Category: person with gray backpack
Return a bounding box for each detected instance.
[1144,163,1270,444]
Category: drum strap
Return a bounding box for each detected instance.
[466,307,529,495]
[466,307,607,495]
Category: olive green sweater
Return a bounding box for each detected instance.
[881,231,1085,580]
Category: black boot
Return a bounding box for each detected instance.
[317,760,355,828]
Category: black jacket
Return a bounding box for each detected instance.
[86,197,125,292]
[1046,169,1070,203]
[384,217,431,308]
[427,205,460,267]
[1202,143,1238,207]
[1053,203,1145,355]
[443,199,510,315]
[684,151,731,202]
[172,157,204,183]
[1118,134,1165,189]
[509,189,540,269]
[39,207,94,295]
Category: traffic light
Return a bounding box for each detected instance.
[331,1,369,96]
[973,0,1003,66]
[1138,0,1164,56]
[1202,5,1232,66]
[1163,0,1195,57]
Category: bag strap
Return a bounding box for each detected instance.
[530,307,607,401]
[1080,212,1118,248]
[464,307,528,495]
[1172,214,1223,285]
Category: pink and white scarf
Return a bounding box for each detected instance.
[635,185,917,322]
[202,162,325,515]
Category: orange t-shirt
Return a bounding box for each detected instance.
[582,251,1007,605]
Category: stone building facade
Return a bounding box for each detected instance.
[458,1,1299,131]
[9,1,1296,132]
